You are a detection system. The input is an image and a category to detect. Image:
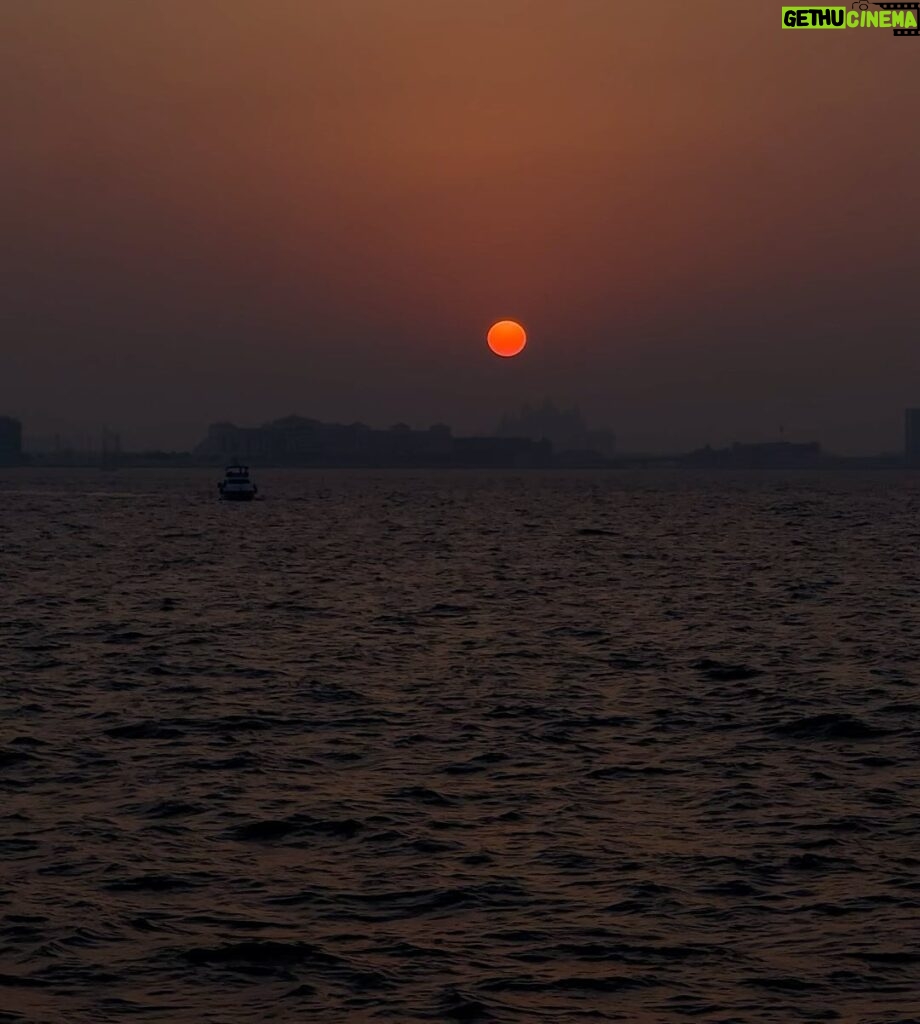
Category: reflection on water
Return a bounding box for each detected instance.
[1,468,919,1023]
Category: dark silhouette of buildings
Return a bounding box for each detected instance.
[8,412,914,470]
[497,400,616,459]
[682,441,824,469]
[905,409,920,466]
[195,416,552,467]
[0,416,23,464]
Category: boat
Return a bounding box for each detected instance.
[218,464,258,501]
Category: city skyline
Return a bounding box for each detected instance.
[7,405,920,468]
[8,400,919,459]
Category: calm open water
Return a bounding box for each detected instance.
[1,468,919,1024]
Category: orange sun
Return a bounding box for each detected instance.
[487,320,527,358]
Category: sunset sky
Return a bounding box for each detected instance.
[2,1,918,452]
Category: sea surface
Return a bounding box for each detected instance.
[1,468,919,1024]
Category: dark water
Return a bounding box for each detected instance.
[2,468,920,1024]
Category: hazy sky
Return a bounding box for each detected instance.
[2,1,918,452]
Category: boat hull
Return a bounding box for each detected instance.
[219,489,256,502]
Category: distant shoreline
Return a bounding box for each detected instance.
[2,457,913,472]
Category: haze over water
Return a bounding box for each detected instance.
[2,468,919,1023]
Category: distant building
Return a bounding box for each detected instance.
[497,400,616,458]
[0,416,23,464]
[452,435,552,468]
[684,441,823,469]
[905,409,920,466]
[194,415,550,467]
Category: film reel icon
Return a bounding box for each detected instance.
[872,0,920,34]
